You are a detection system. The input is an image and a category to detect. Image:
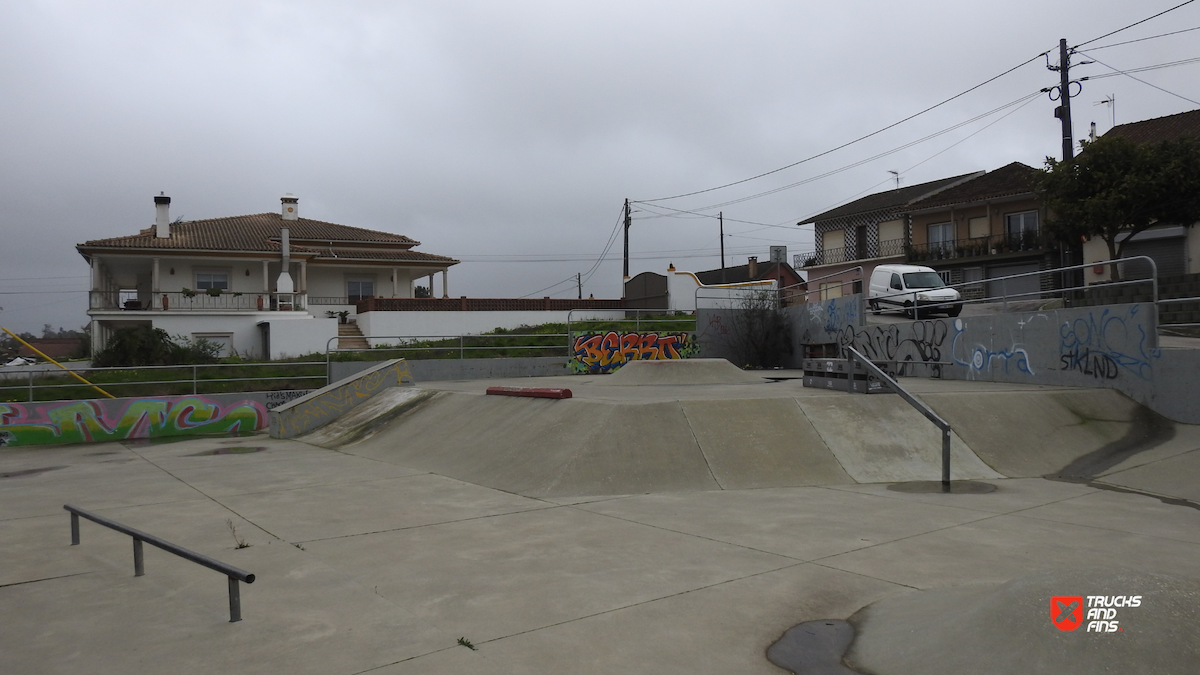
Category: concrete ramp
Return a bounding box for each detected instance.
[594,358,764,385]
[342,392,721,498]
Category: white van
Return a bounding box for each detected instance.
[868,264,961,317]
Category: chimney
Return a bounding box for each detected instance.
[748,256,758,278]
[276,227,294,294]
[154,193,171,238]
[281,193,298,221]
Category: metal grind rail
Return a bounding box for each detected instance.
[64,504,255,622]
[844,347,953,489]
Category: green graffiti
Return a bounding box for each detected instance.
[0,397,267,447]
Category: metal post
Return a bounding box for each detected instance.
[228,577,242,622]
[192,365,198,395]
[942,428,952,490]
[459,336,464,360]
[133,538,145,577]
[70,513,80,545]
[28,370,34,402]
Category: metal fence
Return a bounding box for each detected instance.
[0,362,325,403]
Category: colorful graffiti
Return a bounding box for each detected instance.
[0,396,267,447]
[838,320,951,376]
[569,332,698,373]
[1058,305,1160,380]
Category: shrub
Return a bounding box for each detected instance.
[92,325,221,367]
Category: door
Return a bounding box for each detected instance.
[986,263,1041,301]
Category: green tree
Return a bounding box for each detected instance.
[1037,134,1200,279]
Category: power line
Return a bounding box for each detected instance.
[1074,0,1198,49]
[635,50,1052,204]
[1087,25,1200,50]
[1085,55,1200,79]
[1077,50,1200,106]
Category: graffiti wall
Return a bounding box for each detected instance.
[569,332,698,373]
[831,304,1160,386]
[0,395,268,447]
[270,358,413,438]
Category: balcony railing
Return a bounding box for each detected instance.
[89,291,306,312]
[906,231,1042,263]
[803,238,905,266]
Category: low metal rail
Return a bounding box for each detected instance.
[64,504,256,622]
[845,347,953,489]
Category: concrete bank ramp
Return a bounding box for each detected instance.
[319,382,1196,500]
[594,358,765,385]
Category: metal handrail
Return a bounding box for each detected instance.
[845,348,953,488]
[782,266,864,303]
[65,504,255,622]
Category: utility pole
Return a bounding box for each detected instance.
[719,211,726,284]
[577,272,582,300]
[1046,38,1088,162]
[622,198,631,297]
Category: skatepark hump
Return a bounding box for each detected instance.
[304,361,1197,501]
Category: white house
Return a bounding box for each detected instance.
[78,194,459,360]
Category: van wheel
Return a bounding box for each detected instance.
[869,300,880,314]
[903,302,915,319]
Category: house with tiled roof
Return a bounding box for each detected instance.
[77,194,459,359]
[797,163,1068,303]
[797,172,982,300]
[902,162,1056,301]
[1082,108,1200,283]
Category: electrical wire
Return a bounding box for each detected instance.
[634,51,1052,204]
[1086,25,1200,50]
[1077,51,1200,106]
[1085,55,1200,79]
[1074,0,1198,49]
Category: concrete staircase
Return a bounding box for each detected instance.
[337,322,370,350]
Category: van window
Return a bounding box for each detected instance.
[902,272,946,289]
[890,273,902,290]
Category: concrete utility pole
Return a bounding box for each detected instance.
[577,272,582,300]
[1046,38,1085,162]
[719,211,726,284]
[622,198,631,296]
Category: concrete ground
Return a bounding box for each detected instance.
[3,375,1200,674]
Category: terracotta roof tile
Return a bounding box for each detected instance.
[803,172,982,224]
[77,212,458,265]
[905,162,1038,211]
[1104,108,1200,145]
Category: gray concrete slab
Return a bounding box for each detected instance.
[303,506,795,644]
[594,358,766,385]
[825,477,1100,514]
[1018,488,1200,544]
[149,451,427,498]
[576,487,994,561]
[680,397,852,489]
[1099,448,1200,503]
[371,563,909,675]
[221,473,550,543]
[822,510,1200,589]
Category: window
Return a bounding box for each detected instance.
[1006,211,1039,249]
[347,279,375,303]
[196,271,229,290]
[928,222,954,252]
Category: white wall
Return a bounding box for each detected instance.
[260,317,339,360]
[667,270,775,312]
[139,313,336,360]
[357,309,626,346]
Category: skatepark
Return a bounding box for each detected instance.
[4,356,1200,674]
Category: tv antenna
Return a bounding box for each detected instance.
[1094,95,1115,128]
[887,170,902,189]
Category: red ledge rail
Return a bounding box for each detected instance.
[486,386,572,399]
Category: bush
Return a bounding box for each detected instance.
[727,290,793,369]
[92,326,221,367]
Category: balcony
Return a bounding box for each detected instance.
[906,231,1043,264]
[803,238,905,267]
[89,291,307,312]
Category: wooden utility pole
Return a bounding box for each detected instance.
[720,211,726,284]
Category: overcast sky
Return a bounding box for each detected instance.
[2,1,1198,334]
